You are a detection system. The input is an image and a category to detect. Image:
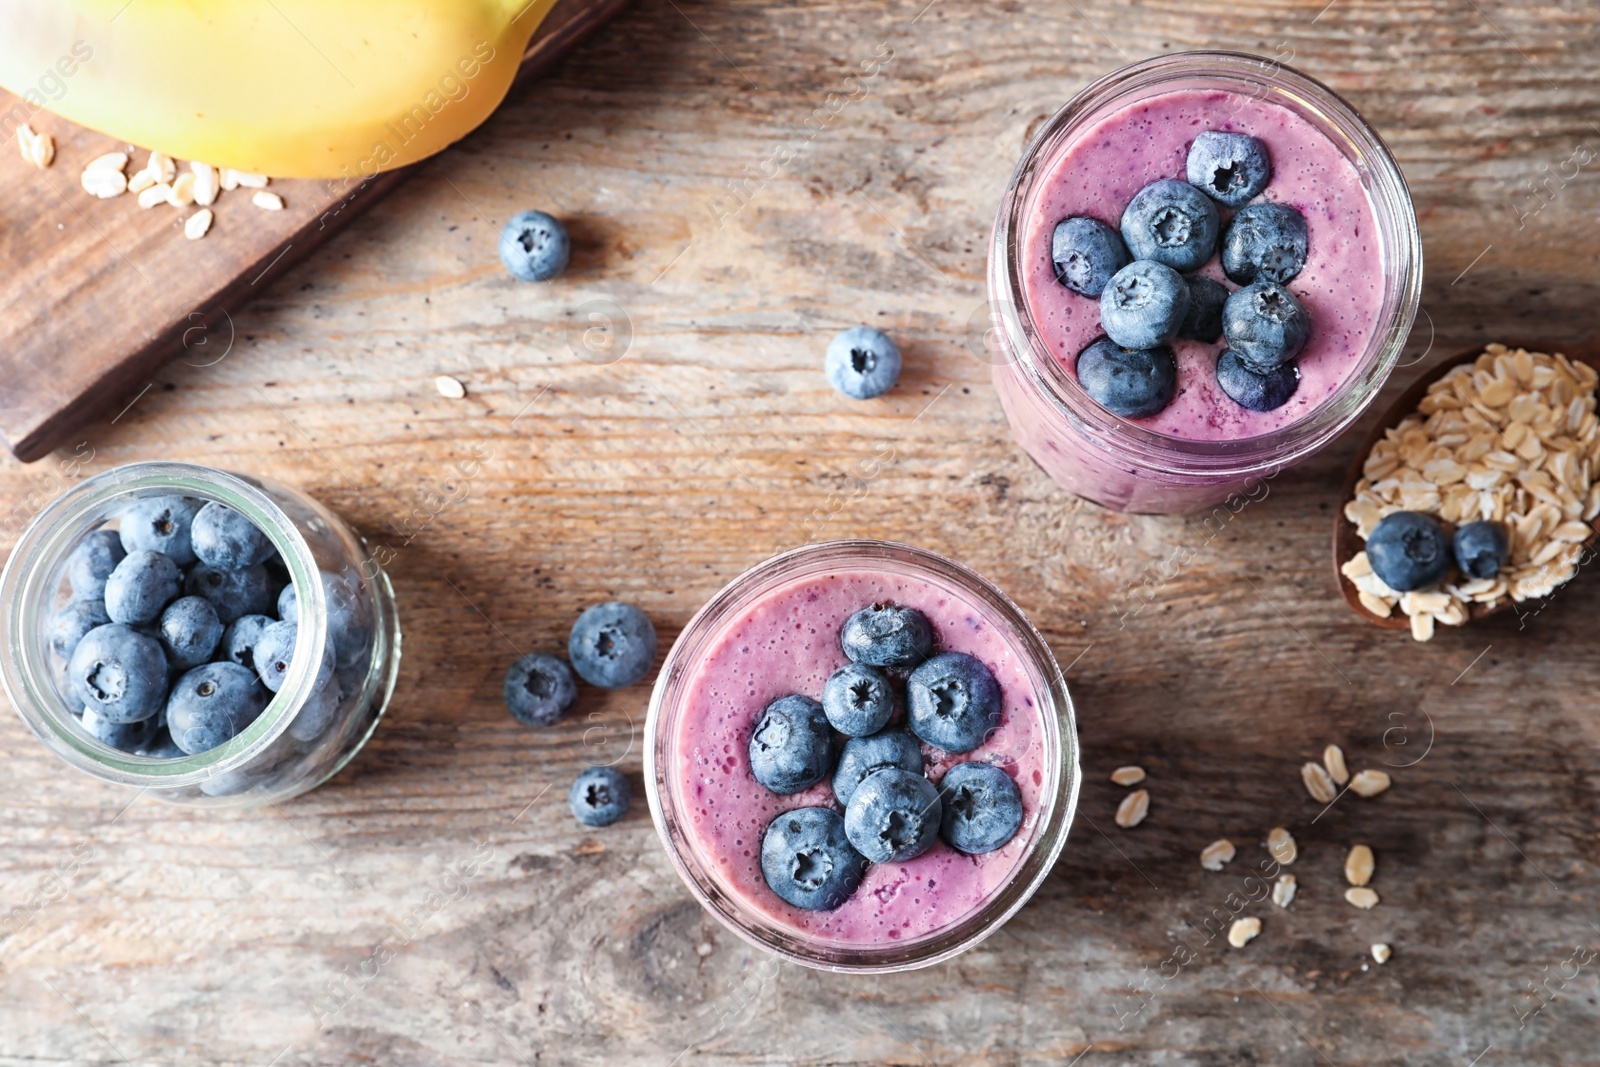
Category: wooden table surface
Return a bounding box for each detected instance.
[2,2,1598,1064]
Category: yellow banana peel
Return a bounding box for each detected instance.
[0,0,557,180]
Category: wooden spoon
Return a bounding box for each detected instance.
[1333,341,1600,629]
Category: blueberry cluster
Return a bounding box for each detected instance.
[1366,512,1510,592]
[49,497,361,758]
[753,604,1025,912]
[1052,131,1313,417]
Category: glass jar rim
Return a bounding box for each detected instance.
[0,461,330,790]
[989,49,1423,479]
[643,539,1081,973]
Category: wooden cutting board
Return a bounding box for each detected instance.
[0,0,629,464]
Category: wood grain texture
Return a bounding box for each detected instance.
[2,1,1600,1065]
[0,0,631,463]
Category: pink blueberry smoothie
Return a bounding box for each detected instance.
[671,569,1047,947]
[1021,87,1385,439]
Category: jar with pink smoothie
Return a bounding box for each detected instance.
[988,51,1422,513]
[645,541,1078,972]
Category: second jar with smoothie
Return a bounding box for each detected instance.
[988,51,1422,513]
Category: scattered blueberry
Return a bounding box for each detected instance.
[1215,348,1301,412]
[499,210,570,282]
[842,767,941,863]
[1179,275,1229,344]
[1186,131,1272,208]
[906,651,1001,753]
[1100,260,1190,350]
[49,598,110,660]
[184,562,275,623]
[288,682,342,744]
[81,706,164,753]
[118,496,202,566]
[839,603,933,670]
[1453,521,1510,580]
[1119,179,1220,274]
[253,620,334,694]
[191,502,275,570]
[1050,216,1132,297]
[158,596,224,670]
[68,623,168,723]
[103,550,181,625]
[66,529,125,600]
[1075,338,1178,419]
[569,765,631,827]
[1366,510,1452,592]
[938,762,1023,854]
[503,652,578,727]
[1221,281,1310,371]
[220,614,275,675]
[832,729,924,807]
[825,326,902,400]
[568,601,656,688]
[166,662,270,755]
[1220,203,1308,285]
[760,806,867,911]
[821,662,894,737]
[748,695,836,795]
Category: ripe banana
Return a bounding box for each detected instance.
[0,0,557,180]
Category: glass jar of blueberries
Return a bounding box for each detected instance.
[0,462,400,806]
[987,51,1422,513]
[645,540,1079,972]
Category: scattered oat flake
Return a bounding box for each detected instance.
[1200,838,1236,871]
[184,209,213,241]
[18,124,53,169]
[1345,887,1379,910]
[192,162,219,206]
[1267,827,1297,866]
[148,151,176,183]
[435,375,466,399]
[1114,789,1148,829]
[137,183,171,209]
[1301,761,1337,804]
[1110,766,1145,786]
[1350,769,1391,798]
[1323,744,1349,786]
[231,170,269,188]
[1227,917,1262,948]
[1371,943,1392,964]
[167,171,196,207]
[86,151,128,172]
[81,166,127,198]
[1345,844,1375,886]
[253,190,284,211]
[1272,874,1297,908]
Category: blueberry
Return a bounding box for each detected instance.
[569,766,630,827]
[937,762,1023,854]
[190,502,275,570]
[1221,281,1310,371]
[279,570,369,668]
[499,210,570,282]
[1179,275,1229,344]
[839,603,933,669]
[832,729,923,807]
[49,598,110,660]
[1119,179,1220,274]
[68,623,168,723]
[220,614,275,675]
[1186,131,1273,208]
[1050,216,1132,297]
[157,595,223,670]
[821,662,894,737]
[184,562,275,623]
[1215,348,1301,412]
[1075,338,1177,419]
[748,694,837,795]
[1453,520,1510,580]
[288,682,342,744]
[1366,511,1452,592]
[1100,260,1190,350]
[760,806,867,910]
[66,529,126,600]
[253,619,335,694]
[80,706,164,753]
[137,726,187,759]
[103,550,181,626]
[1220,203,1309,285]
[167,662,270,755]
[118,496,202,566]
[906,651,1001,753]
[503,652,578,727]
[568,601,656,688]
[824,326,902,400]
[842,767,941,863]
